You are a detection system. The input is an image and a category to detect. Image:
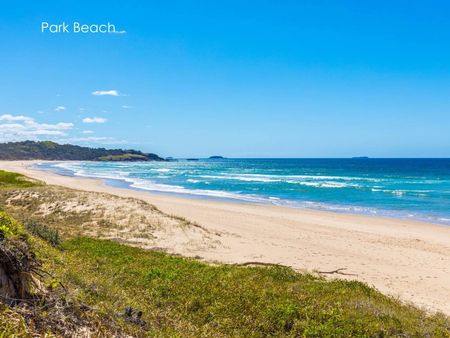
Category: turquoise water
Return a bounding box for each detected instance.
[36,158,450,225]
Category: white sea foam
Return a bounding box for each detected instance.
[199,174,281,183]
[320,182,357,188]
[51,166,278,203]
[392,190,404,197]
[227,173,376,181]
[128,178,274,203]
[200,173,368,187]
[187,179,200,183]
[287,180,358,188]
[151,168,171,173]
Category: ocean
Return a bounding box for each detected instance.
[35,158,450,225]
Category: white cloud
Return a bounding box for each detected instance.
[0,114,131,146]
[121,105,132,109]
[0,114,33,122]
[0,114,74,142]
[52,123,73,129]
[62,136,129,145]
[55,106,66,112]
[82,117,107,124]
[91,90,120,96]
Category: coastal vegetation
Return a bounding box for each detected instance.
[0,171,449,337]
[0,140,164,161]
[98,153,149,161]
[0,170,42,189]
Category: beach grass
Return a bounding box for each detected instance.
[0,233,439,337]
[1,233,450,337]
[47,237,449,337]
[0,170,42,189]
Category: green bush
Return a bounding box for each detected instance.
[0,211,24,238]
[0,170,41,189]
[25,221,61,247]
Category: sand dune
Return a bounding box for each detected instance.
[1,160,450,315]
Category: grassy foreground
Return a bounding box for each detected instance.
[0,171,449,336]
[0,169,42,189]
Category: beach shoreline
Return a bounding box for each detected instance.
[1,160,450,315]
[32,158,450,227]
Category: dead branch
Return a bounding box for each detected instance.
[236,261,291,268]
[316,268,357,276]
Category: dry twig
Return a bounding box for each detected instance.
[317,268,357,276]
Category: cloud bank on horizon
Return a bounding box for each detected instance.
[0,85,129,146]
[0,114,74,142]
[0,112,125,145]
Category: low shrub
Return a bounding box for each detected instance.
[25,222,61,247]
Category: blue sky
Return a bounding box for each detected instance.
[1,1,449,157]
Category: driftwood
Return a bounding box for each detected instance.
[237,261,291,268]
[237,262,358,278]
[316,268,358,276]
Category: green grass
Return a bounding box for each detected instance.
[0,170,41,189]
[0,305,30,336]
[33,237,448,337]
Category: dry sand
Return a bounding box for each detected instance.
[1,160,450,315]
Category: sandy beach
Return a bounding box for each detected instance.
[1,160,450,315]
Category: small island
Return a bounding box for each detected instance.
[209,156,225,159]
